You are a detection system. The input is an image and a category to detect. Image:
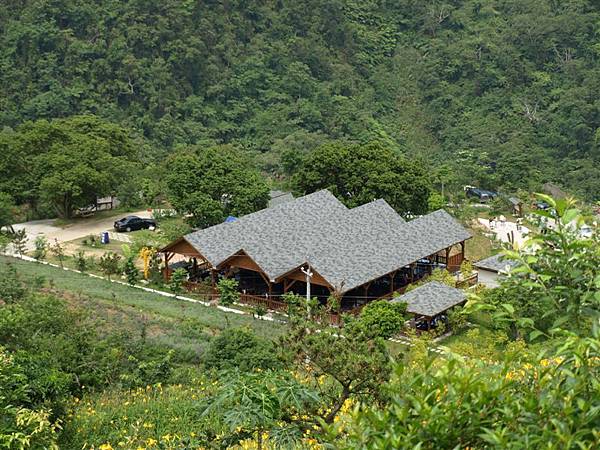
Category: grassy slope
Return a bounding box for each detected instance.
[465,225,493,262]
[0,256,285,358]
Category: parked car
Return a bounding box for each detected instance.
[464,186,498,203]
[114,216,157,232]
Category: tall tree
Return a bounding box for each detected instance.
[164,146,270,228]
[294,141,432,215]
[1,116,138,218]
[0,193,16,233]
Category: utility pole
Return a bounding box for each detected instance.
[300,264,313,319]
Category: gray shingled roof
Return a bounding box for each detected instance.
[509,197,522,205]
[473,254,518,273]
[392,281,466,317]
[179,190,471,293]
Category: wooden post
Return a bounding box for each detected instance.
[211,269,217,294]
[163,252,174,281]
[364,282,372,302]
[460,241,465,263]
[284,278,298,293]
[164,253,169,281]
[389,271,397,295]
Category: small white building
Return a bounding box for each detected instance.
[473,254,517,288]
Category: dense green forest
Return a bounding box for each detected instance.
[1,0,600,199]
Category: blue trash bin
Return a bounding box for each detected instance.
[101,231,109,244]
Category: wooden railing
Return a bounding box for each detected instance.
[375,286,407,301]
[456,272,478,288]
[238,293,289,313]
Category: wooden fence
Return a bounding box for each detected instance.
[239,293,289,313]
[455,272,478,288]
[447,253,464,272]
[183,281,213,297]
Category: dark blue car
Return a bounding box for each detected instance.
[114,216,156,232]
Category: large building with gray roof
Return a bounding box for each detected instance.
[161,190,471,309]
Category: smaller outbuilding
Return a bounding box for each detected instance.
[509,197,524,217]
[473,254,518,288]
[392,281,467,330]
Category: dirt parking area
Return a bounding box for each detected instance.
[11,210,153,251]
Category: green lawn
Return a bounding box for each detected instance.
[0,255,424,358]
[0,256,285,358]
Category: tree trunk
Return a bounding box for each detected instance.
[257,428,263,450]
[323,385,350,424]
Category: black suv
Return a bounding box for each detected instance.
[114,216,157,232]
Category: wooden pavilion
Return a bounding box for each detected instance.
[391,281,467,330]
[160,190,471,310]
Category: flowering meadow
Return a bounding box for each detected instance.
[62,382,216,449]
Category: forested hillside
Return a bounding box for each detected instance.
[1,0,600,198]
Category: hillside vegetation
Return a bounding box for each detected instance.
[1,0,600,198]
[1,198,599,449]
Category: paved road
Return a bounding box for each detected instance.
[11,210,153,251]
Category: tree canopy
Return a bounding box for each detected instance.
[1,1,600,200]
[294,141,432,215]
[0,115,139,218]
[164,146,270,228]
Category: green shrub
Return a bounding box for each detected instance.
[130,229,166,254]
[74,250,88,272]
[169,268,187,297]
[32,235,48,261]
[157,218,192,243]
[148,252,164,286]
[11,229,28,256]
[98,252,121,280]
[203,328,282,372]
[119,351,174,389]
[339,330,600,449]
[0,263,27,303]
[447,306,467,331]
[83,235,98,247]
[0,348,60,449]
[351,300,407,339]
[49,239,66,268]
[216,278,239,307]
[123,256,140,285]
